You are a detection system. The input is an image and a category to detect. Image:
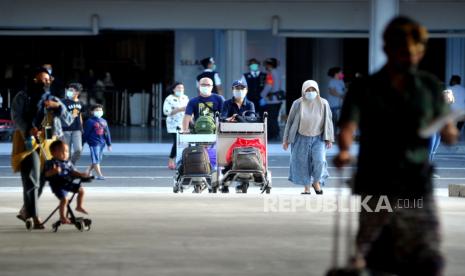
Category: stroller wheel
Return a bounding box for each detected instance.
[84,219,92,231]
[241,182,249,194]
[25,219,33,231]
[52,221,60,232]
[265,187,271,194]
[173,186,179,193]
[194,185,201,193]
[75,220,85,232]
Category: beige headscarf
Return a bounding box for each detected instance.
[298,80,324,137]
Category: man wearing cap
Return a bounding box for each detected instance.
[221,80,255,122]
[196,57,223,95]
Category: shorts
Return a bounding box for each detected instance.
[89,145,105,164]
[50,182,81,199]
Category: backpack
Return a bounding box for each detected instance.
[194,115,216,134]
[232,147,263,171]
[181,146,211,175]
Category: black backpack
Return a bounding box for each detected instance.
[180,146,211,175]
[232,147,263,171]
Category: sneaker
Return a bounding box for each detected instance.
[95,176,105,180]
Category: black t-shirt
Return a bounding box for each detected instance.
[61,98,83,131]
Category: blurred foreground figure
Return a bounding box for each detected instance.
[334,16,459,276]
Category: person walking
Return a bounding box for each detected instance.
[61,83,84,165]
[334,16,459,275]
[163,82,189,169]
[11,67,73,229]
[283,80,334,195]
[83,104,112,180]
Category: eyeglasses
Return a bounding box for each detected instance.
[199,84,213,87]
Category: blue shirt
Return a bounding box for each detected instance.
[221,98,255,119]
[44,158,76,186]
[185,94,224,120]
[83,116,112,147]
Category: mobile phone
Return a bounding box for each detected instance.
[45,126,53,140]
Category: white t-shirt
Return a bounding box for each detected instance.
[327,79,345,108]
[449,84,465,111]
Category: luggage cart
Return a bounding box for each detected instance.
[215,113,271,194]
[173,132,217,193]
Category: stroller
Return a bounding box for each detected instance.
[25,176,94,232]
[215,112,271,194]
[173,132,216,193]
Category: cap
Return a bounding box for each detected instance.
[232,79,247,88]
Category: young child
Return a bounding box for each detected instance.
[83,104,112,180]
[44,140,89,224]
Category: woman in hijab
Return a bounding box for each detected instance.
[282,80,334,194]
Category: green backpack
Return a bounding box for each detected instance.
[194,115,216,134]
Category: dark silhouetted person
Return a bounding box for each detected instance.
[335,16,459,275]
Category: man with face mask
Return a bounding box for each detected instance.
[221,80,255,122]
[182,77,224,132]
[334,16,459,275]
[240,58,266,115]
[11,67,73,229]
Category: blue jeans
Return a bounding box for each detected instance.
[429,133,441,162]
[289,134,329,185]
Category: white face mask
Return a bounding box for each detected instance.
[94,111,104,118]
[305,91,318,101]
[174,90,184,97]
[66,90,74,98]
[199,86,212,96]
[233,89,247,99]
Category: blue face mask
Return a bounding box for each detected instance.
[211,64,217,71]
[94,111,104,118]
[305,91,318,101]
[66,90,74,98]
[249,64,259,72]
[233,89,247,99]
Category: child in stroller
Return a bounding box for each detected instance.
[44,140,90,224]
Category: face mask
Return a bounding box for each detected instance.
[199,86,212,96]
[249,64,259,72]
[174,90,184,97]
[305,91,318,101]
[233,90,247,99]
[94,111,103,118]
[211,64,217,71]
[339,73,345,80]
[66,90,74,98]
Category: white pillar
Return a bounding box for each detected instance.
[446,38,465,85]
[369,0,399,73]
[223,30,247,99]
